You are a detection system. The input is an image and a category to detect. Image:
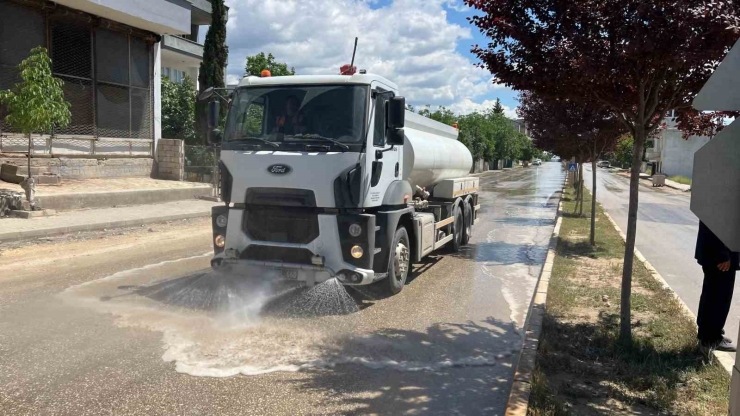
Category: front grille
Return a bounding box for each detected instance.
[245,207,320,244]
[244,188,320,244]
[241,245,314,265]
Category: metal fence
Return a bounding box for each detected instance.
[0,134,153,156]
[184,145,220,191]
[0,0,155,146]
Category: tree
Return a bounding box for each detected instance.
[519,92,625,244]
[492,98,505,115]
[245,52,295,77]
[196,0,228,144]
[467,0,740,342]
[0,47,70,207]
[162,76,197,145]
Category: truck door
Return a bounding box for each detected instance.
[364,83,402,207]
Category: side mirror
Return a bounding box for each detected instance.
[199,87,215,101]
[208,101,220,129]
[388,96,405,129]
[387,128,404,146]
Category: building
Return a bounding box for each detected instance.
[0,0,213,165]
[161,0,215,87]
[645,110,710,179]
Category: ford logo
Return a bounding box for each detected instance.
[267,164,292,175]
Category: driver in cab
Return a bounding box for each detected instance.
[274,96,306,137]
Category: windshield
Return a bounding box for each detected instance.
[224,85,368,150]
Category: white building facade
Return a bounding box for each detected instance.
[645,111,710,179]
[0,0,211,157]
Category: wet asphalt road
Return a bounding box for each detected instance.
[0,163,564,415]
[583,166,740,350]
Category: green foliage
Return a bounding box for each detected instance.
[417,105,456,126]
[0,47,70,135]
[517,135,537,161]
[161,76,197,144]
[198,0,228,91]
[196,0,228,144]
[492,98,504,115]
[611,135,634,168]
[245,52,295,77]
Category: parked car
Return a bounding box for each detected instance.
[597,160,611,168]
[533,159,542,166]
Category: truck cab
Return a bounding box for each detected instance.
[209,72,479,295]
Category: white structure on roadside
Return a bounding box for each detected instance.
[645,110,710,179]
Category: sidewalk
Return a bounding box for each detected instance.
[616,170,692,192]
[0,199,217,243]
[0,178,213,211]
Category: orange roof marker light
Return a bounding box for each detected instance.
[260,69,271,77]
[452,123,459,130]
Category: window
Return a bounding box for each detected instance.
[373,91,390,146]
[224,85,367,151]
[0,1,153,139]
[163,67,186,83]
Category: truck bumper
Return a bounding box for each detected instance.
[211,253,377,286]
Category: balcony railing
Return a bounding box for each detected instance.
[162,34,204,59]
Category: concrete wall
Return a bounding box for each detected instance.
[157,139,185,181]
[660,129,710,179]
[0,158,153,179]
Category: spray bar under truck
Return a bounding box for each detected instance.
[204,68,481,295]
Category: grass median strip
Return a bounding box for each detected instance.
[528,185,729,416]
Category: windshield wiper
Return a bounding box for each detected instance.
[229,136,279,148]
[286,134,350,151]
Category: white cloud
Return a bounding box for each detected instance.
[223,0,507,109]
[448,98,519,119]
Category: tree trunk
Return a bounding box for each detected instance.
[27,132,32,180]
[579,162,584,216]
[620,126,646,343]
[590,159,597,245]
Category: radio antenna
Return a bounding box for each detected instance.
[349,37,358,72]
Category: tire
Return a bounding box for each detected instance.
[450,205,463,253]
[462,203,472,246]
[386,227,411,295]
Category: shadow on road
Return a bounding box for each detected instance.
[287,316,521,415]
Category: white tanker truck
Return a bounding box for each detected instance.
[205,70,480,295]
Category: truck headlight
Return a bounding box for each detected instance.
[350,245,364,258]
[214,234,226,248]
[348,223,362,237]
[216,214,228,228]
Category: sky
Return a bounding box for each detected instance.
[220,0,519,118]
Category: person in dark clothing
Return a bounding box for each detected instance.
[695,221,740,352]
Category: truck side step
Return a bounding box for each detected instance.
[435,216,454,229]
[434,233,454,250]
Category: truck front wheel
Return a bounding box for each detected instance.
[386,227,411,295]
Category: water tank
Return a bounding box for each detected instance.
[402,111,473,189]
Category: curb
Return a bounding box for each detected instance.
[504,189,565,416]
[0,210,211,243]
[602,212,733,374]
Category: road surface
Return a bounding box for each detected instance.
[0,163,564,415]
[584,166,740,347]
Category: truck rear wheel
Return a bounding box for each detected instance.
[450,205,463,252]
[462,203,472,246]
[386,227,411,295]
